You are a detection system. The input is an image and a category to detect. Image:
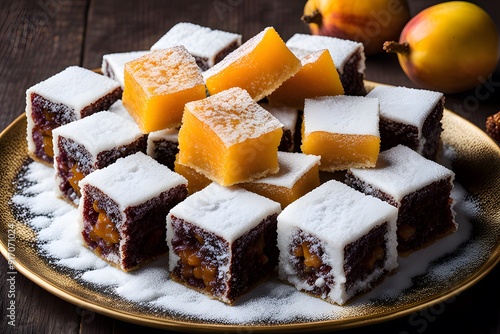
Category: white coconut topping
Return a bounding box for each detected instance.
[167,182,281,243]
[303,95,379,136]
[366,85,443,129]
[348,145,455,203]
[78,152,187,210]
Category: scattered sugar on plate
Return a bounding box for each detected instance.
[9,154,483,324]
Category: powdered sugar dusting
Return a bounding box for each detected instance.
[184,87,283,146]
[9,152,484,324]
[125,47,204,95]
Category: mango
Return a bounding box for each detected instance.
[384,1,499,93]
[301,0,410,55]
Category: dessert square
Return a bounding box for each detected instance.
[166,182,281,304]
[79,152,188,271]
[52,111,147,205]
[277,180,398,305]
[301,95,380,171]
[260,103,299,152]
[26,66,122,165]
[345,144,456,255]
[240,151,321,208]
[101,51,149,88]
[286,34,366,96]
[202,27,302,102]
[147,128,179,170]
[366,86,445,160]
[267,49,344,110]
[122,46,206,133]
[150,22,242,71]
[177,87,283,186]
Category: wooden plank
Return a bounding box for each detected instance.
[81,0,308,70]
[0,0,89,129]
[0,0,89,333]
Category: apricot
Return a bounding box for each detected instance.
[301,0,410,55]
[384,1,499,93]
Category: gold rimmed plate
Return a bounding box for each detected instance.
[1,81,499,332]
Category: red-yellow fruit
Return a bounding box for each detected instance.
[384,1,499,94]
[301,0,411,55]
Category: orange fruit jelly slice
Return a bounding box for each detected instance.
[177,87,283,186]
[203,27,302,102]
[122,46,206,133]
[301,96,381,171]
[268,49,344,110]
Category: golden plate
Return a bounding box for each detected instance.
[1,82,499,332]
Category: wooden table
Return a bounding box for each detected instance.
[1,0,499,333]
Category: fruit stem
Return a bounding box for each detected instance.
[301,10,323,27]
[383,41,410,55]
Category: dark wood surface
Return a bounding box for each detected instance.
[1,0,499,333]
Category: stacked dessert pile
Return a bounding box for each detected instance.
[25,22,456,306]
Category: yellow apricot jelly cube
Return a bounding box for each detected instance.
[268,49,344,110]
[202,27,302,102]
[240,152,321,208]
[177,87,283,186]
[301,96,380,172]
[122,46,206,133]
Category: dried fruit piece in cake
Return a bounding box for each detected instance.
[240,152,321,208]
[286,34,366,96]
[79,152,187,271]
[102,51,149,88]
[267,49,344,110]
[277,180,398,305]
[53,111,147,205]
[260,103,300,152]
[366,86,444,160]
[26,66,122,165]
[167,182,281,304]
[122,46,206,133]
[345,145,456,255]
[147,128,179,170]
[203,27,302,101]
[177,87,283,186]
[150,22,242,71]
[301,95,380,171]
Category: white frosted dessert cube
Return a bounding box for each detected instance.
[151,22,241,71]
[277,179,398,305]
[241,151,321,208]
[366,85,445,159]
[26,66,122,165]
[52,111,147,205]
[301,95,380,171]
[78,152,188,271]
[147,128,179,170]
[166,182,281,304]
[260,103,299,152]
[101,51,149,88]
[345,144,456,255]
[286,33,366,95]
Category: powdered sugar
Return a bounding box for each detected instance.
[286,34,365,73]
[184,87,283,146]
[9,150,483,324]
